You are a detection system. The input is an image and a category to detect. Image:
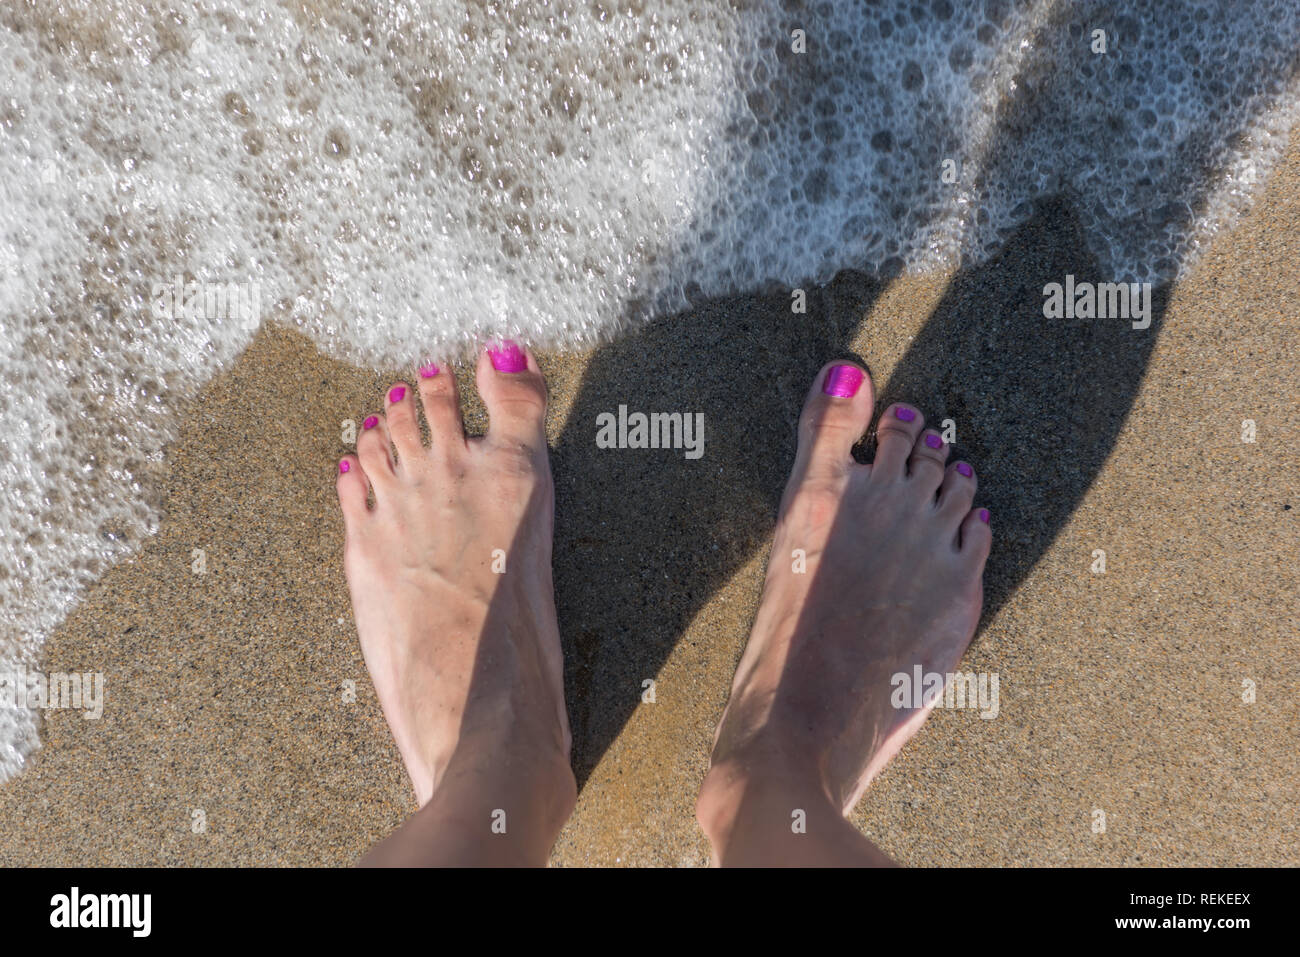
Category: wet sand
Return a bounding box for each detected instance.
[1,142,1296,867]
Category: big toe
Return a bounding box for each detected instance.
[477,341,548,451]
[794,361,876,480]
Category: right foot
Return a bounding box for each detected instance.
[698,362,990,850]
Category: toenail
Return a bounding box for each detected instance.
[419,363,440,378]
[822,364,863,398]
[488,340,527,373]
[388,385,406,403]
[363,415,378,430]
[925,433,943,449]
[957,462,973,478]
[978,508,990,524]
[895,406,916,422]
[339,459,350,474]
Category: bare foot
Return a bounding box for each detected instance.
[336,344,574,857]
[698,361,990,863]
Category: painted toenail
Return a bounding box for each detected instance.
[488,340,527,373]
[388,385,406,403]
[978,508,990,524]
[957,462,973,478]
[339,460,350,474]
[363,415,378,430]
[925,433,943,449]
[822,364,863,398]
[895,406,916,422]
[419,363,440,378]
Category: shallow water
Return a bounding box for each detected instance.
[1,0,1297,777]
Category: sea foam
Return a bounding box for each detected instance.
[1,0,1297,778]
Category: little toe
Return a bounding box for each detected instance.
[336,454,369,522]
[959,506,992,563]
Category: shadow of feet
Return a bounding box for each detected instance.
[881,196,1167,616]
[551,271,881,783]
[552,196,1165,787]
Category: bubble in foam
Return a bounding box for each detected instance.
[0,0,1297,778]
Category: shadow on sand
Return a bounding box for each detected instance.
[551,196,1167,786]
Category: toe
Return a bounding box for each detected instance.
[873,403,924,478]
[906,428,949,495]
[336,454,369,521]
[477,341,548,451]
[357,411,395,484]
[384,382,424,465]
[938,461,977,516]
[794,361,875,480]
[416,362,466,454]
[959,506,992,561]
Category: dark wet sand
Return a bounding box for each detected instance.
[1,143,1296,867]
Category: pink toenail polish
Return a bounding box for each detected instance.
[957,462,973,478]
[925,433,943,449]
[419,363,440,378]
[822,364,863,398]
[488,340,527,373]
[339,460,350,474]
[388,385,406,403]
[978,508,990,524]
[363,415,378,430]
[895,406,916,422]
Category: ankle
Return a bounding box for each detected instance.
[367,753,574,867]
[696,747,830,848]
[442,733,574,804]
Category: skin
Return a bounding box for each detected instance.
[695,362,990,865]
[337,348,989,866]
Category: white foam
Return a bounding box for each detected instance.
[0,0,1296,778]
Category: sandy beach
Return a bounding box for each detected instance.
[1,133,1296,867]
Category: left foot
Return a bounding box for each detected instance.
[335,345,574,821]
